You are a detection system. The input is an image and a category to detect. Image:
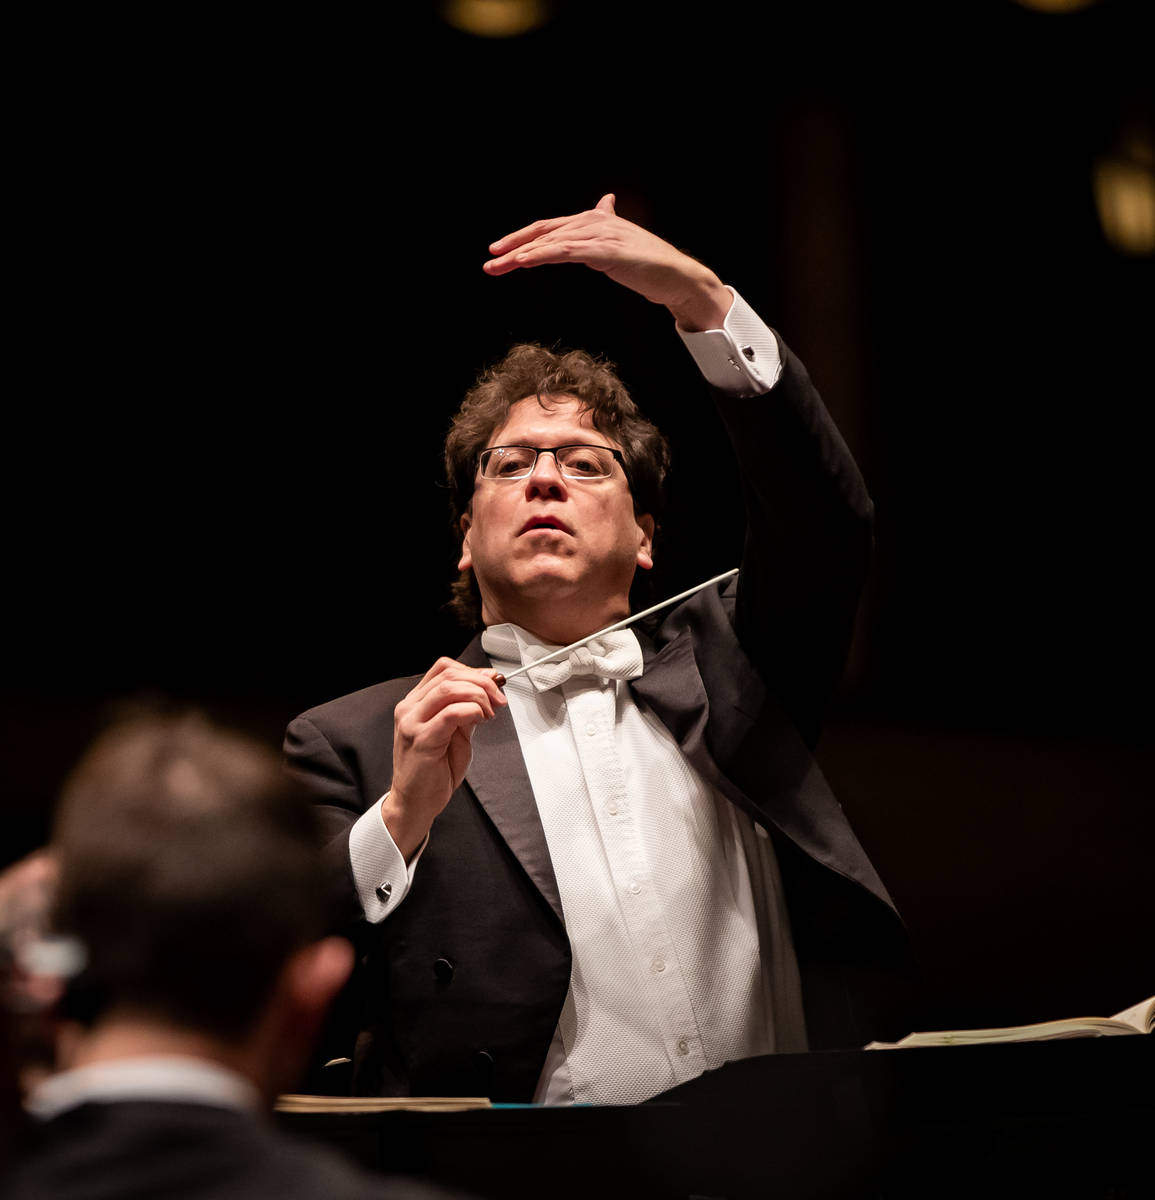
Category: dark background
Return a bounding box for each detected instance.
[6,1,1153,1032]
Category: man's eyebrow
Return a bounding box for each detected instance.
[485,441,618,450]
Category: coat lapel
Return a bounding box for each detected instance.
[631,624,896,912]
[459,636,564,925]
[629,626,764,770]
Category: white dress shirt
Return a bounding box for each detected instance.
[481,623,806,1104]
[347,288,805,1101]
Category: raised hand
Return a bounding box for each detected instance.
[484,194,732,332]
[382,658,507,860]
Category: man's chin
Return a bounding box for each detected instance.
[506,568,582,599]
[481,567,586,619]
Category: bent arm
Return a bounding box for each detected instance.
[284,712,393,927]
[285,709,427,928]
[285,660,505,926]
[486,194,872,738]
[718,332,873,745]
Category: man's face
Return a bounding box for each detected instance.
[458,395,654,631]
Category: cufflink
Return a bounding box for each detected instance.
[742,345,756,361]
[375,881,393,902]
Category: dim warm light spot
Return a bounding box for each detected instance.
[1010,0,1099,12]
[439,0,552,38]
[1093,157,1155,256]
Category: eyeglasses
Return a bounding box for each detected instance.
[478,444,626,481]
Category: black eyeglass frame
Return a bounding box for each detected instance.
[477,443,629,481]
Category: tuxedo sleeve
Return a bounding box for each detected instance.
[719,339,873,746]
[284,713,368,926]
[286,709,426,924]
[676,292,872,745]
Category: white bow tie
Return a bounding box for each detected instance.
[483,626,644,693]
[522,631,645,692]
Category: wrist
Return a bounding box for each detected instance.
[667,271,732,333]
[380,791,430,864]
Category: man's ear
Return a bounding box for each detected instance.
[636,513,655,572]
[280,937,354,1035]
[457,511,472,572]
[257,937,354,1100]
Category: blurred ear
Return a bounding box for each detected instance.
[458,511,472,572]
[635,513,655,572]
[255,937,354,1101]
[281,937,353,1033]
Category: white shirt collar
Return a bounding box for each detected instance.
[26,1055,262,1119]
[481,622,555,668]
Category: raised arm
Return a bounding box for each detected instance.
[719,347,873,745]
[484,193,872,743]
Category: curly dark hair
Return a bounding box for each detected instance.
[444,343,670,628]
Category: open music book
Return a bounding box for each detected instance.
[275,1094,491,1113]
[864,993,1155,1049]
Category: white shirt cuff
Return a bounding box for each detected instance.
[677,286,783,397]
[348,795,427,923]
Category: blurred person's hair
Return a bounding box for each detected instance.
[443,343,671,628]
[51,713,336,1042]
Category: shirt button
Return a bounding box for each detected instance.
[585,722,597,736]
[628,881,641,895]
[652,957,666,974]
[676,1037,689,1056]
[607,802,619,816]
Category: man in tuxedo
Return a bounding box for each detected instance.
[285,196,914,1105]
[5,714,457,1199]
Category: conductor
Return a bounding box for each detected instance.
[285,195,914,1104]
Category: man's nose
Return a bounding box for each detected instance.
[524,451,568,498]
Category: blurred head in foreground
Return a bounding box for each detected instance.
[51,712,352,1102]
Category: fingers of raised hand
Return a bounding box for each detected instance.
[488,213,575,258]
[485,227,626,276]
[489,194,614,255]
[484,204,624,275]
